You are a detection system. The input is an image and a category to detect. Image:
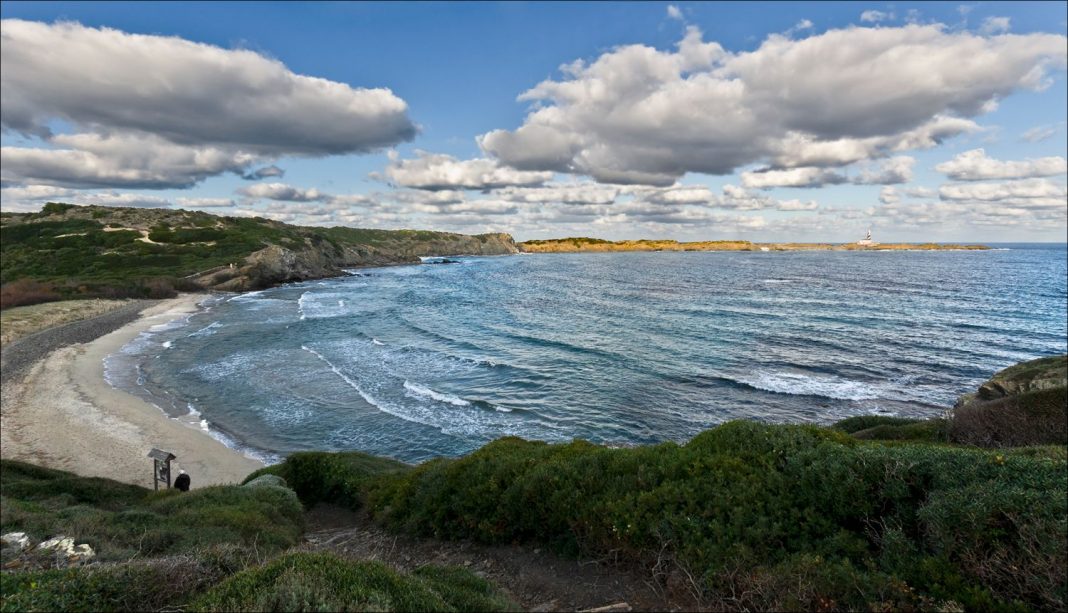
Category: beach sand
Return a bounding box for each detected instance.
[1,294,263,488]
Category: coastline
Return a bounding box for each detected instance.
[0,294,263,488]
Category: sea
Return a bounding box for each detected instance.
[105,244,1067,464]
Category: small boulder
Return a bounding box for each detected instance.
[1,532,31,552]
[36,536,95,566]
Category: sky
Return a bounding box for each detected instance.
[1,1,1066,242]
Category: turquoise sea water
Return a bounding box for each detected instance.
[106,245,1067,463]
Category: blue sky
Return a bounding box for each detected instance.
[1,1,1065,242]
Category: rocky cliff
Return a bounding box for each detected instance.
[1,204,518,296]
[954,354,1068,409]
[193,232,518,291]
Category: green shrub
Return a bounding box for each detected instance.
[190,552,518,612]
[1,460,304,561]
[832,415,925,433]
[343,422,1063,610]
[0,546,257,613]
[949,387,1067,447]
[242,451,408,509]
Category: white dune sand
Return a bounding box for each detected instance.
[0,295,263,488]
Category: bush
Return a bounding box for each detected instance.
[949,387,1067,447]
[190,552,518,612]
[0,279,61,309]
[242,451,408,509]
[1,460,304,561]
[347,421,1064,610]
[832,415,925,433]
[0,546,257,613]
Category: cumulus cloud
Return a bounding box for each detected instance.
[1,134,256,189]
[742,167,847,188]
[479,24,1066,186]
[860,10,894,23]
[381,151,553,190]
[238,182,332,202]
[175,197,237,208]
[980,16,1011,35]
[666,5,683,21]
[0,19,416,188]
[242,165,286,181]
[939,178,1067,207]
[935,149,1067,180]
[741,156,913,188]
[493,182,620,205]
[879,183,938,204]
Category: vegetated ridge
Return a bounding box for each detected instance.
[0,202,517,307]
[2,355,1063,612]
[518,237,990,253]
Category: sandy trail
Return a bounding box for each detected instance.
[1,295,263,488]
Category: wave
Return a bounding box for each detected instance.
[187,321,223,337]
[161,340,173,349]
[372,338,386,346]
[228,290,267,302]
[735,370,882,401]
[404,380,470,406]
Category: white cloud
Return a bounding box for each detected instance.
[1020,123,1062,143]
[939,178,1067,207]
[935,149,1067,180]
[1,134,257,189]
[667,5,683,21]
[0,19,415,188]
[242,165,286,181]
[879,186,900,204]
[741,156,913,188]
[980,16,1011,35]
[860,10,893,23]
[238,182,332,202]
[175,197,237,208]
[855,156,915,184]
[381,151,553,190]
[479,24,1066,186]
[493,182,620,205]
[742,167,847,188]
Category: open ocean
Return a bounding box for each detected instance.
[105,245,1067,464]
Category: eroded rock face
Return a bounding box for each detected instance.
[956,355,1068,409]
[191,233,519,292]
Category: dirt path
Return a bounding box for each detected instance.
[301,505,701,612]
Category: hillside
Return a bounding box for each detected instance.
[0,203,517,306]
[518,237,990,253]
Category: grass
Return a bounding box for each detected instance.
[0,460,304,561]
[259,421,1066,611]
[1,203,515,307]
[189,552,518,612]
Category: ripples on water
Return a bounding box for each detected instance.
[107,245,1068,463]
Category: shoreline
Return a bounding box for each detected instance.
[0,294,263,488]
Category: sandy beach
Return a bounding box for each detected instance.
[1,294,263,488]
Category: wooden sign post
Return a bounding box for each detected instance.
[147,448,176,491]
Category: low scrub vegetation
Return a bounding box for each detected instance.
[0,460,304,562]
[949,387,1067,447]
[189,552,517,612]
[259,421,1066,611]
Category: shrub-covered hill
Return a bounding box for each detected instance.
[0,460,516,612]
[252,420,1067,612]
[0,202,517,307]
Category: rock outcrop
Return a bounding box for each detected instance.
[955,355,1068,409]
[192,232,518,292]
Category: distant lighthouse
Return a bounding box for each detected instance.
[856,228,877,246]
